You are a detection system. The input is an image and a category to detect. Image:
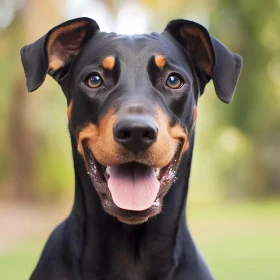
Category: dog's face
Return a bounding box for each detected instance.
[21,18,242,224]
[67,32,194,224]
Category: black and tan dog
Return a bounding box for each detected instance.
[21,17,242,280]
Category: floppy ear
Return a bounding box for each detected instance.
[164,19,242,103]
[20,17,99,92]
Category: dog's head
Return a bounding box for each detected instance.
[21,18,242,224]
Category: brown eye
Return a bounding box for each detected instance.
[86,74,102,88]
[166,75,183,89]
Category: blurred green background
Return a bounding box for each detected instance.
[0,0,279,279]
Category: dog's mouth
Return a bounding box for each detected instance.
[83,145,181,223]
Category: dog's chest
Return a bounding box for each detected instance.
[105,245,175,280]
[81,242,175,280]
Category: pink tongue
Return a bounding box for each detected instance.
[107,163,160,211]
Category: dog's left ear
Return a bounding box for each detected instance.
[20,17,99,92]
[164,19,242,103]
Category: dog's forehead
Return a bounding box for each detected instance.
[76,31,187,67]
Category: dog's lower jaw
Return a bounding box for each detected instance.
[117,216,149,225]
[82,142,183,224]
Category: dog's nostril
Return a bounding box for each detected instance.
[143,128,157,140]
[118,129,131,140]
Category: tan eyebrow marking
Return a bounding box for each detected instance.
[102,56,115,70]
[155,55,166,69]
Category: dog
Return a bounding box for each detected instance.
[20,17,242,280]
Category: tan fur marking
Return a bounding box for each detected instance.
[155,55,166,69]
[170,124,189,155]
[67,101,73,120]
[102,56,115,70]
[77,123,98,160]
[156,108,189,165]
[77,108,117,165]
[49,59,64,71]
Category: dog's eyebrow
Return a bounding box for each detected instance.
[102,56,115,70]
[154,55,166,69]
[152,55,192,83]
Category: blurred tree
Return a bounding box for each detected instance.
[209,0,280,197]
[1,0,61,201]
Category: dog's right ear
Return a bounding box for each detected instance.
[164,20,242,104]
[20,17,99,92]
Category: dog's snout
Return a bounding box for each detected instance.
[113,116,158,153]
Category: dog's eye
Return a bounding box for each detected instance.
[166,75,183,89]
[86,74,102,88]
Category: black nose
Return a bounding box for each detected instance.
[113,116,158,153]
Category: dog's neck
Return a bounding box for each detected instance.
[68,133,196,278]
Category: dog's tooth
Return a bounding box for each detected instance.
[155,168,160,177]
[152,198,160,207]
[106,166,111,176]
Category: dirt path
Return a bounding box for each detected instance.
[0,202,69,253]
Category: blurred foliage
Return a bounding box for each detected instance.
[0,0,279,202]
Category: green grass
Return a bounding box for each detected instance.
[1,200,280,280]
[0,240,42,280]
[204,234,280,280]
[188,200,280,280]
